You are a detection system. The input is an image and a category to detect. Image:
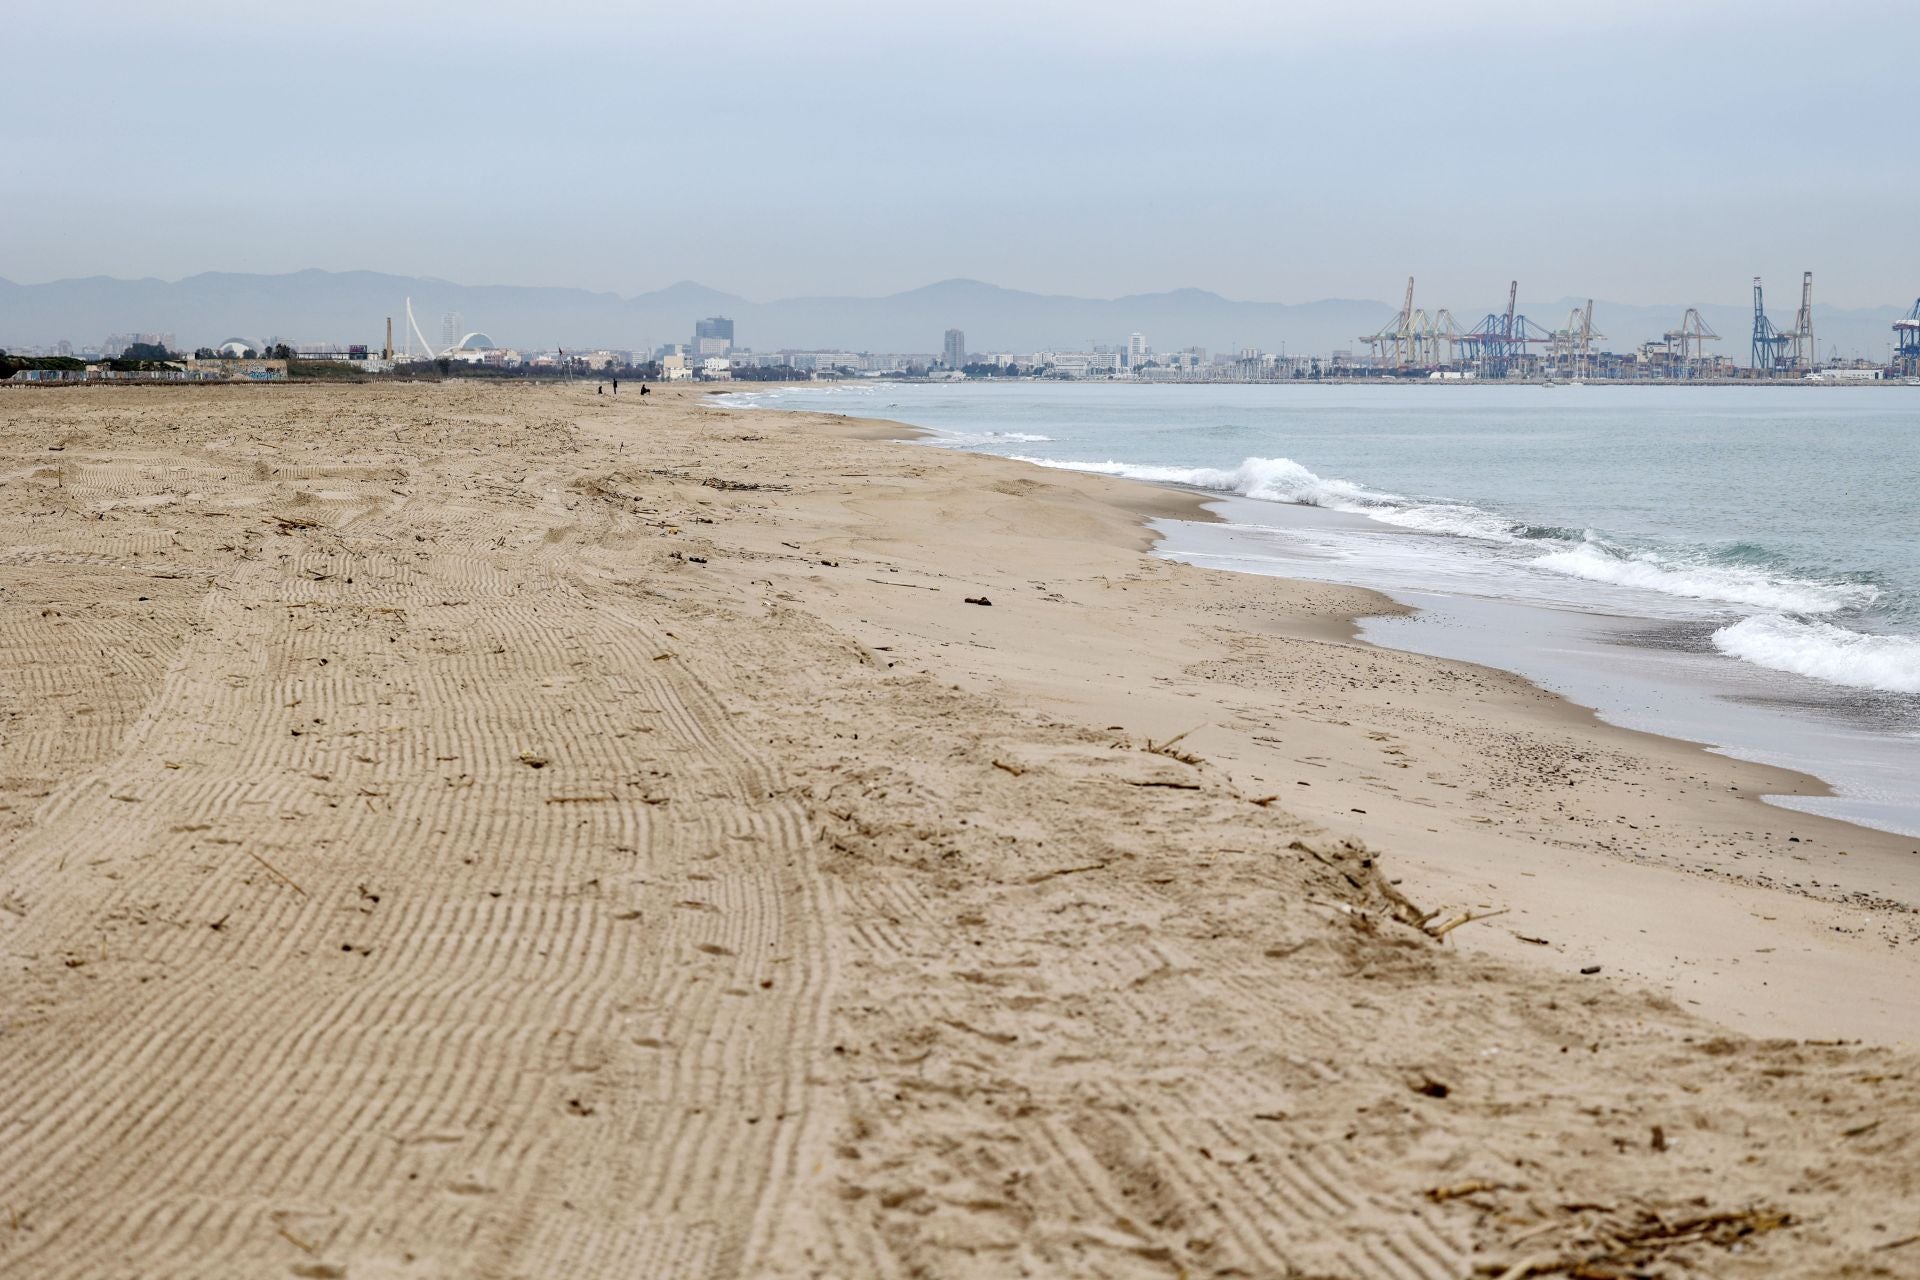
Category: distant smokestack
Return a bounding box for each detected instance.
[384,317,393,362]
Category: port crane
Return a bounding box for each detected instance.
[1650,309,1719,378]
[1360,277,1421,369]
[1750,277,1791,372]
[1787,271,1815,372]
[1548,300,1603,378]
[1895,298,1920,377]
[1457,281,1555,378]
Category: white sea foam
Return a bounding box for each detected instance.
[1020,454,1552,544]
[1017,454,1392,510]
[932,431,1054,446]
[1711,615,1920,693]
[1000,453,1915,687]
[713,390,797,410]
[1365,501,1522,542]
[1533,542,1877,614]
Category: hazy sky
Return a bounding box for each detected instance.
[6,0,1915,309]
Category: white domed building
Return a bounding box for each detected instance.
[449,333,498,364]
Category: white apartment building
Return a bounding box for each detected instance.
[1040,351,1124,378]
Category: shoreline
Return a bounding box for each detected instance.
[723,385,1920,1043]
[722,381,1920,836]
[6,381,1919,1277]
[1156,496,1920,839]
[711,375,1920,388]
[729,383,1891,829]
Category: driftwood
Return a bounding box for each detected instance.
[1478,1206,1793,1278]
[1290,838,1506,943]
[1144,723,1207,767]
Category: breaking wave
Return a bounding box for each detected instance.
[1019,453,1881,615]
[1018,452,1918,689]
[1532,542,1878,615]
[1711,615,1920,694]
[1012,455,1511,535]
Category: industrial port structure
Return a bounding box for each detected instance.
[1749,273,1816,374]
[1358,279,1643,379]
[1357,272,1882,381]
[1894,299,1920,377]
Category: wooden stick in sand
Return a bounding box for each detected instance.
[245,849,308,896]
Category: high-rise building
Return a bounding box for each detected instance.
[1127,333,1148,367]
[442,313,463,350]
[694,316,734,357]
[943,328,966,369]
[104,331,177,356]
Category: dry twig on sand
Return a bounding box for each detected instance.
[1289,838,1508,943]
[1144,723,1208,767]
[1427,907,1511,940]
[1477,1207,1793,1278]
[244,849,307,896]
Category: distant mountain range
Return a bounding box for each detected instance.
[1,269,1911,361]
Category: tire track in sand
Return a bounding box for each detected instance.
[0,434,838,1278]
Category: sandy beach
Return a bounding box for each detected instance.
[2,380,1917,1278]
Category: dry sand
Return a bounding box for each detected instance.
[1,380,1917,1279]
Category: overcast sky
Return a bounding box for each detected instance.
[5,0,1914,309]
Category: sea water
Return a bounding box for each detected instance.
[723,382,1920,834]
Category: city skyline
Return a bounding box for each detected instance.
[7,267,1916,365]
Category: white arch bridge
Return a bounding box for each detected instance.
[401,297,496,359]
